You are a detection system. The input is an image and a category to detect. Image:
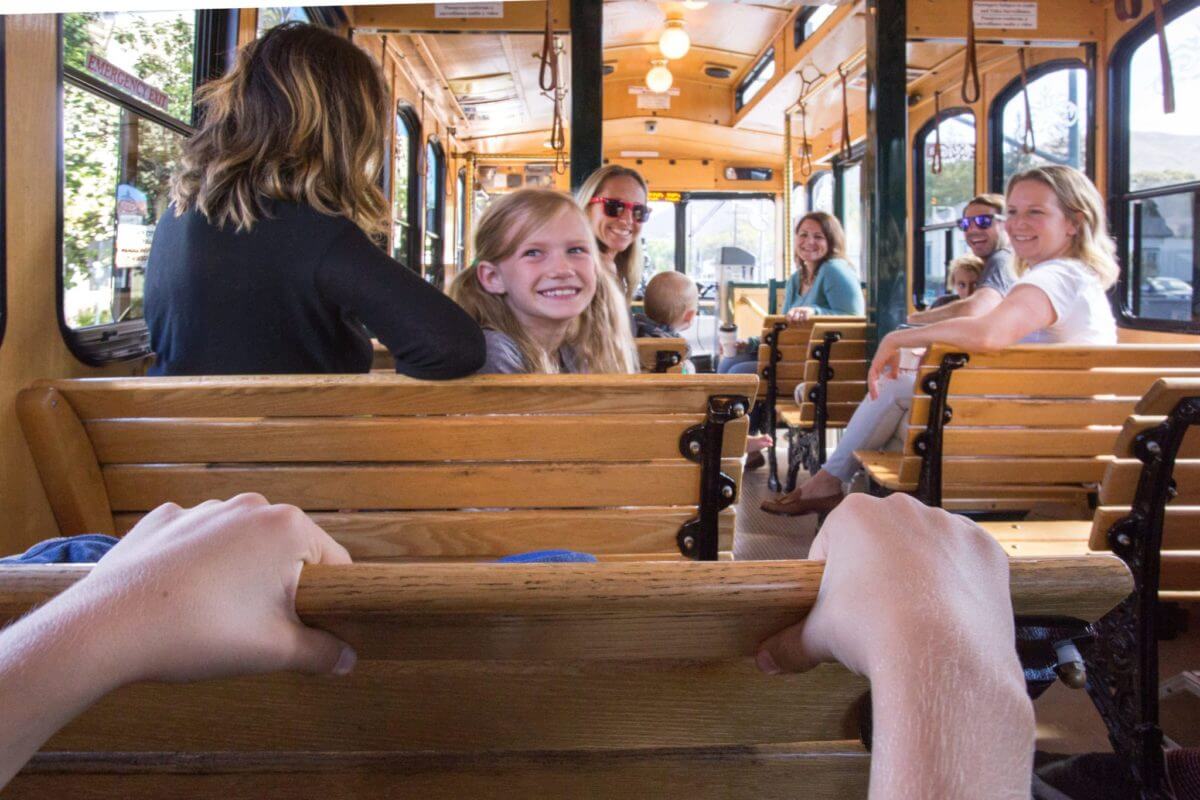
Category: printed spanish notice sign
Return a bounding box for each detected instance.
[637,93,671,110]
[115,223,155,271]
[434,3,503,18]
[85,53,170,112]
[973,1,1038,29]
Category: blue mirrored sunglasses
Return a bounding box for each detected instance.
[957,213,1004,232]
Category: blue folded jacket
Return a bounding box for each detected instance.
[496,549,597,563]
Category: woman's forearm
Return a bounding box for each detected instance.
[887,316,1001,353]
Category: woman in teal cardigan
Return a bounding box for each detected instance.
[719,212,864,375]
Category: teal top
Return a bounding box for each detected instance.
[783,257,865,316]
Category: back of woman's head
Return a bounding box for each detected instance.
[796,211,847,265]
[450,188,636,374]
[170,23,389,234]
[1005,165,1118,288]
[575,165,649,301]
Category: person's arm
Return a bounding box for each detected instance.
[806,261,865,317]
[755,494,1034,800]
[0,495,356,788]
[907,286,1003,325]
[867,284,1054,398]
[316,227,486,379]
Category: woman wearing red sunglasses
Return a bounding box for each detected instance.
[576,166,651,303]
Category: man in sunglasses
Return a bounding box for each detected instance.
[907,193,1014,325]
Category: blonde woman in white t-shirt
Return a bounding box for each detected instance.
[763,165,1118,516]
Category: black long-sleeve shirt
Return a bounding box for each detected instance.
[144,201,485,377]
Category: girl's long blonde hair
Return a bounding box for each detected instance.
[170,23,389,235]
[1006,166,1119,288]
[575,165,649,302]
[449,189,636,374]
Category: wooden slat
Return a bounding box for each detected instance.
[101,460,745,512]
[1088,507,1200,552]
[777,382,864,404]
[939,344,1200,370]
[42,375,760,420]
[855,452,918,489]
[939,427,1121,457]
[1111,415,1200,459]
[911,397,1135,427]
[1100,460,1200,505]
[929,368,1200,398]
[1136,378,1200,415]
[10,743,872,800]
[635,338,688,373]
[1162,553,1200,593]
[15,387,115,536]
[112,508,736,557]
[87,416,749,465]
[824,340,867,361]
[858,454,1111,489]
[803,361,867,383]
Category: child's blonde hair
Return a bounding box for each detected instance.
[644,271,698,328]
[449,188,636,374]
[947,253,984,286]
[1005,165,1119,288]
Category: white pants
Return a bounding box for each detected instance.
[823,372,916,483]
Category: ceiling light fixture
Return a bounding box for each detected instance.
[658,19,691,60]
[645,59,674,93]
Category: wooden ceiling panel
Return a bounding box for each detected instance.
[603,0,788,55]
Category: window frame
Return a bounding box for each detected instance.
[1109,0,1200,333]
[455,166,467,269]
[423,136,446,286]
[793,5,836,48]
[56,12,206,365]
[735,47,775,111]
[680,190,778,286]
[393,102,421,272]
[807,170,834,214]
[987,57,1094,194]
[912,106,976,309]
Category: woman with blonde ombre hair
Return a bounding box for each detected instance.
[575,165,650,303]
[450,188,637,374]
[763,164,1117,517]
[145,23,484,377]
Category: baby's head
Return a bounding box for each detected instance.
[947,253,985,300]
[643,271,699,332]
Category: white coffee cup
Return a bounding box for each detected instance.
[718,324,738,358]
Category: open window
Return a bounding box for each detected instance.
[794,4,837,48]
[59,11,199,363]
[392,104,420,271]
[913,109,976,308]
[834,154,863,275]
[423,138,445,286]
[455,167,466,270]
[989,60,1090,192]
[808,171,834,215]
[735,48,775,111]
[1111,0,1200,331]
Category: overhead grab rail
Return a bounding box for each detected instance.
[1017,47,1036,155]
[537,0,569,174]
[960,0,981,103]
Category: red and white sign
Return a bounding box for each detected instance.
[84,52,170,112]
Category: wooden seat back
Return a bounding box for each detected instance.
[17,374,756,560]
[754,315,866,401]
[860,344,1200,511]
[1,555,1132,799]
[635,337,689,373]
[793,321,870,428]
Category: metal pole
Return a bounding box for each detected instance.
[784,110,794,280]
[464,153,476,266]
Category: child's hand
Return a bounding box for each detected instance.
[746,433,773,452]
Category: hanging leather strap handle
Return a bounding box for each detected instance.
[1114,0,1142,21]
[538,0,558,93]
[838,63,852,160]
[417,91,428,178]
[1017,48,1036,154]
[961,0,981,103]
[931,90,944,175]
[1152,0,1175,114]
[798,102,814,178]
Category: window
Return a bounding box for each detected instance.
[990,61,1089,191]
[392,104,419,270]
[423,139,445,286]
[641,199,678,277]
[794,4,837,48]
[914,110,976,308]
[735,48,775,111]
[455,168,467,269]
[809,171,834,214]
[836,160,863,274]
[256,7,309,37]
[791,181,808,224]
[1112,1,1200,330]
[685,194,776,285]
[60,12,197,361]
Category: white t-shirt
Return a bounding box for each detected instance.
[1013,258,1117,345]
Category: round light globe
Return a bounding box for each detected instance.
[659,21,690,60]
[682,1,708,8]
[646,61,674,93]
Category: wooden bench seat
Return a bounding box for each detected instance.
[753,315,868,490]
[635,337,689,373]
[17,374,757,561]
[858,344,1200,512]
[1,556,1132,799]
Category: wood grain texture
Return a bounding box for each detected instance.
[101,460,745,512]
[112,508,736,557]
[1100,460,1200,505]
[14,387,114,536]
[1088,507,1200,552]
[803,361,867,383]
[930,368,1200,398]
[1112,416,1200,459]
[938,428,1121,457]
[911,397,1136,427]
[38,374,760,419]
[1135,378,1200,415]
[937,344,1200,370]
[10,743,872,800]
[86,415,749,464]
[635,338,689,373]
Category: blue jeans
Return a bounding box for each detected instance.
[717,353,758,374]
[823,372,916,483]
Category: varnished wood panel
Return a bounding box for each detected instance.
[911,397,1136,427]
[1100,460,1200,505]
[1135,379,1200,415]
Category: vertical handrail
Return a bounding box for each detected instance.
[808,330,842,466]
[763,322,788,492]
[677,394,749,561]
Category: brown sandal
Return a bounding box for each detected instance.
[760,490,845,517]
